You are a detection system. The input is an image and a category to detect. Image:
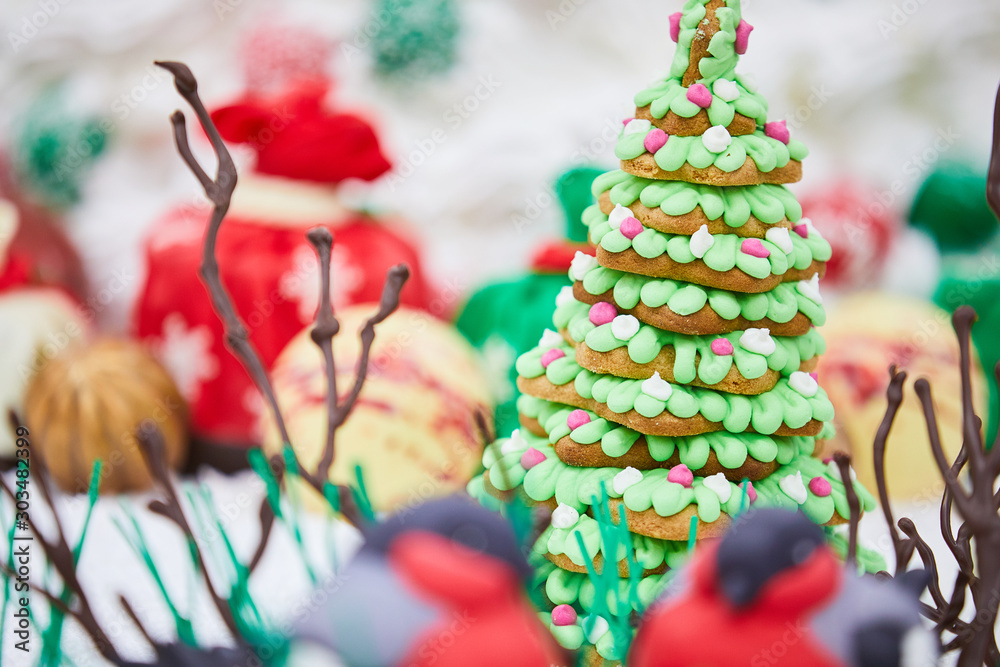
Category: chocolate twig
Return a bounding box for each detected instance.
[832,452,859,565]
[155,60,291,447]
[986,79,1000,222]
[873,306,1000,665]
[136,427,241,639]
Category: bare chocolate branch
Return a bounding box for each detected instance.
[832,452,860,565]
[155,60,290,447]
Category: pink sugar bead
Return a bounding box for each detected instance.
[741,238,770,258]
[520,447,546,470]
[735,19,754,55]
[623,117,633,127]
[809,476,832,497]
[567,409,591,430]
[644,128,668,154]
[620,217,644,240]
[589,302,618,326]
[793,224,810,239]
[551,604,578,627]
[711,338,735,356]
[741,481,758,503]
[667,464,694,488]
[540,348,565,368]
[686,83,713,109]
[669,12,682,42]
[810,371,818,381]
[765,120,790,145]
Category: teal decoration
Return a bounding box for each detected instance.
[369,0,460,81]
[455,166,604,436]
[13,87,108,209]
[935,267,1000,441]
[910,163,999,251]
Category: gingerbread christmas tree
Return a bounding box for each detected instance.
[469,0,875,661]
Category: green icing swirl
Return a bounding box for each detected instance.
[476,428,873,524]
[535,398,818,471]
[634,75,768,127]
[616,127,808,175]
[669,0,742,85]
[591,169,802,228]
[554,297,826,384]
[535,513,688,572]
[543,562,673,614]
[517,342,835,435]
[584,205,831,280]
[539,612,585,651]
[575,264,827,327]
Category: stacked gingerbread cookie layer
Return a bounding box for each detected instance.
[469,0,874,662]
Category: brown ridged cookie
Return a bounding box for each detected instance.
[597,191,790,239]
[545,551,669,578]
[520,414,548,438]
[517,375,825,438]
[635,104,756,137]
[595,247,827,293]
[613,501,732,541]
[552,434,781,481]
[683,0,726,86]
[573,283,815,337]
[572,339,819,396]
[582,646,622,667]
[611,498,852,543]
[620,154,802,187]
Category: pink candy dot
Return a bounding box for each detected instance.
[809,476,832,497]
[741,238,770,258]
[669,12,682,42]
[686,83,713,109]
[740,481,758,504]
[551,604,578,627]
[620,217,644,240]
[765,120,790,145]
[541,348,565,368]
[667,464,694,488]
[735,19,754,55]
[809,372,818,381]
[622,117,633,127]
[567,409,591,430]
[521,447,546,470]
[644,128,668,154]
[711,338,734,356]
[793,224,810,239]
[589,302,618,326]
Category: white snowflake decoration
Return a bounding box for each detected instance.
[280,244,364,323]
[155,312,219,401]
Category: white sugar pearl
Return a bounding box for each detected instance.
[690,224,715,259]
[703,472,732,503]
[739,327,776,356]
[551,503,580,529]
[608,204,633,230]
[641,372,673,401]
[713,79,740,102]
[788,371,819,398]
[779,471,808,505]
[797,273,823,304]
[570,251,597,281]
[501,429,527,455]
[585,615,610,644]
[613,466,643,495]
[765,227,794,254]
[556,285,576,307]
[702,125,732,153]
[539,329,564,350]
[611,314,640,341]
[623,119,652,135]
